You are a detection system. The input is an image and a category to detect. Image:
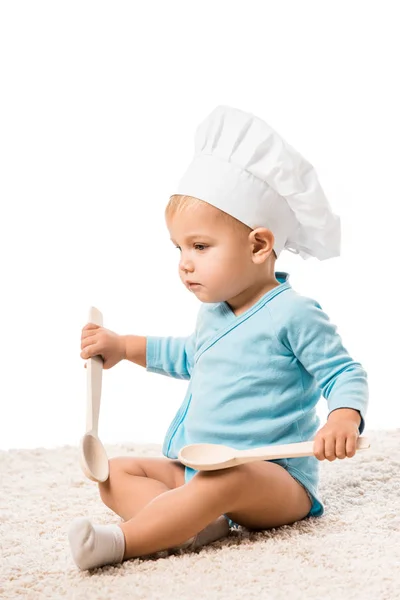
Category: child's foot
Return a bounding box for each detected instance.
[68,517,125,570]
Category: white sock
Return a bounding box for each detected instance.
[68,517,125,570]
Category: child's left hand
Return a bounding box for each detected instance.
[313,418,360,461]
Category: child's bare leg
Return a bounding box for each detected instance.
[68,466,233,570]
[69,461,310,570]
[119,468,238,559]
[98,456,229,553]
[99,470,170,522]
[98,457,185,521]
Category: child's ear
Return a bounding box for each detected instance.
[249,228,275,263]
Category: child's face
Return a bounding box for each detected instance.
[167,203,258,304]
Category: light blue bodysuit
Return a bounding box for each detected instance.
[145,272,369,527]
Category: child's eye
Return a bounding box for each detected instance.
[174,244,208,251]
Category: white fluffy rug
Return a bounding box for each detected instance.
[1,429,399,600]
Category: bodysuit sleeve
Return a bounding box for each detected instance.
[145,332,196,380]
[275,296,369,434]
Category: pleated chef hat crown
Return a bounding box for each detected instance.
[174,105,341,260]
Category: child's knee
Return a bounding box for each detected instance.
[97,458,123,505]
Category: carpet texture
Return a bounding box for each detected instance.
[1,429,399,600]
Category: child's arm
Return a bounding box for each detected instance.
[123,332,196,380]
[273,296,369,434]
[123,335,147,368]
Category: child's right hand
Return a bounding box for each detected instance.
[80,323,126,370]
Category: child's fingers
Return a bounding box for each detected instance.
[81,333,96,351]
[82,328,100,341]
[80,343,99,359]
[84,323,100,330]
[81,324,100,339]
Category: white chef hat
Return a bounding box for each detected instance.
[173,105,341,260]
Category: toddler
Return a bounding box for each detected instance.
[69,105,368,570]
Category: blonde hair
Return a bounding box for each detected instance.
[165,194,277,258]
[165,194,252,237]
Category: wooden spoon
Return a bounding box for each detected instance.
[78,306,109,483]
[178,436,370,471]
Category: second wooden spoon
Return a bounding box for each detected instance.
[178,436,370,471]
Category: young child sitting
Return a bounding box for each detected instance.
[69,105,368,570]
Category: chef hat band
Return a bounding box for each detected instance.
[173,105,341,261]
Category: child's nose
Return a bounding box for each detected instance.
[179,257,194,272]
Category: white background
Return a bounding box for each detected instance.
[0,1,398,451]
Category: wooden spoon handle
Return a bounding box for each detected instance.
[86,307,103,434]
[237,435,370,460]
